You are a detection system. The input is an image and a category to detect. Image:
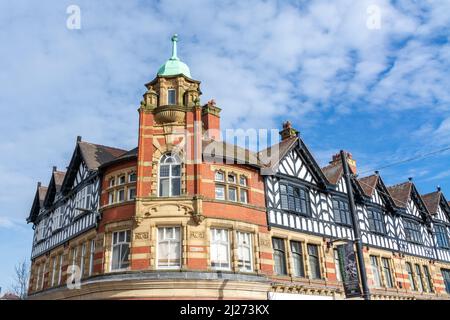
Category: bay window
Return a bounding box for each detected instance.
[280,183,310,216]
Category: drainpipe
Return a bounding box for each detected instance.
[340,150,371,300]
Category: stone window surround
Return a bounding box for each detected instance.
[104,167,137,206]
[213,167,251,204]
[270,232,325,281]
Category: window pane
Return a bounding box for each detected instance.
[308,244,321,279]
[215,171,224,181]
[240,190,248,203]
[272,238,287,275]
[291,241,304,277]
[171,178,181,196]
[228,174,236,183]
[215,185,225,200]
[370,256,382,287]
[160,165,170,177]
[171,165,181,176]
[160,178,169,196]
[240,176,247,186]
[228,188,237,201]
[168,89,176,104]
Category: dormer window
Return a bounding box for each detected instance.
[168,89,176,105]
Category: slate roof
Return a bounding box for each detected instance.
[422,191,441,215]
[53,171,66,193]
[358,175,379,197]
[386,182,412,208]
[202,139,260,166]
[78,141,127,170]
[257,136,298,169]
[321,162,344,185]
[38,186,48,206]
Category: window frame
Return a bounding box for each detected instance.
[110,230,131,271]
[415,264,425,292]
[158,153,182,197]
[156,226,182,270]
[404,218,423,244]
[367,208,387,235]
[279,183,311,217]
[236,231,253,272]
[423,265,434,293]
[168,88,176,105]
[381,257,394,288]
[307,244,321,279]
[332,197,352,226]
[272,238,287,276]
[406,262,416,291]
[435,224,450,249]
[370,255,382,287]
[291,241,305,278]
[89,239,96,276]
[210,228,231,271]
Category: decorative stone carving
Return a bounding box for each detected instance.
[135,232,149,240]
[190,231,205,239]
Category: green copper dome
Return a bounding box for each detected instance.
[157,34,191,78]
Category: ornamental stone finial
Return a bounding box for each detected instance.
[171,34,178,60]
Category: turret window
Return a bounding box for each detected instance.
[168,89,176,105]
[159,153,182,197]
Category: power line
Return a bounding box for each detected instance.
[357,177,433,220]
[358,145,450,176]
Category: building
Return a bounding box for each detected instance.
[26,35,450,300]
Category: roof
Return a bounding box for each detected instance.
[38,186,48,206]
[53,171,66,192]
[358,175,379,197]
[157,34,191,78]
[202,139,259,166]
[258,136,298,170]
[386,182,412,208]
[422,191,441,214]
[0,293,20,300]
[321,162,344,185]
[78,141,127,170]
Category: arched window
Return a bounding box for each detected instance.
[159,153,181,197]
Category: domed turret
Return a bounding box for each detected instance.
[157,34,191,78]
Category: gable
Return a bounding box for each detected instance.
[277,149,317,185]
[436,204,449,223]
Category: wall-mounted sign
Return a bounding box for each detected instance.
[337,241,361,298]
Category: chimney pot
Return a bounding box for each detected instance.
[330,151,357,175]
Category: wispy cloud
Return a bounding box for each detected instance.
[0,0,449,290]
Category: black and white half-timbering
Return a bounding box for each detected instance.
[27,138,126,259]
[263,130,450,264]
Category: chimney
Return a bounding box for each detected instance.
[202,99,221,140]
[330,151,357,175]
[279,121,299,141]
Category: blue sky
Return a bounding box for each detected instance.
[0,0,449,292]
